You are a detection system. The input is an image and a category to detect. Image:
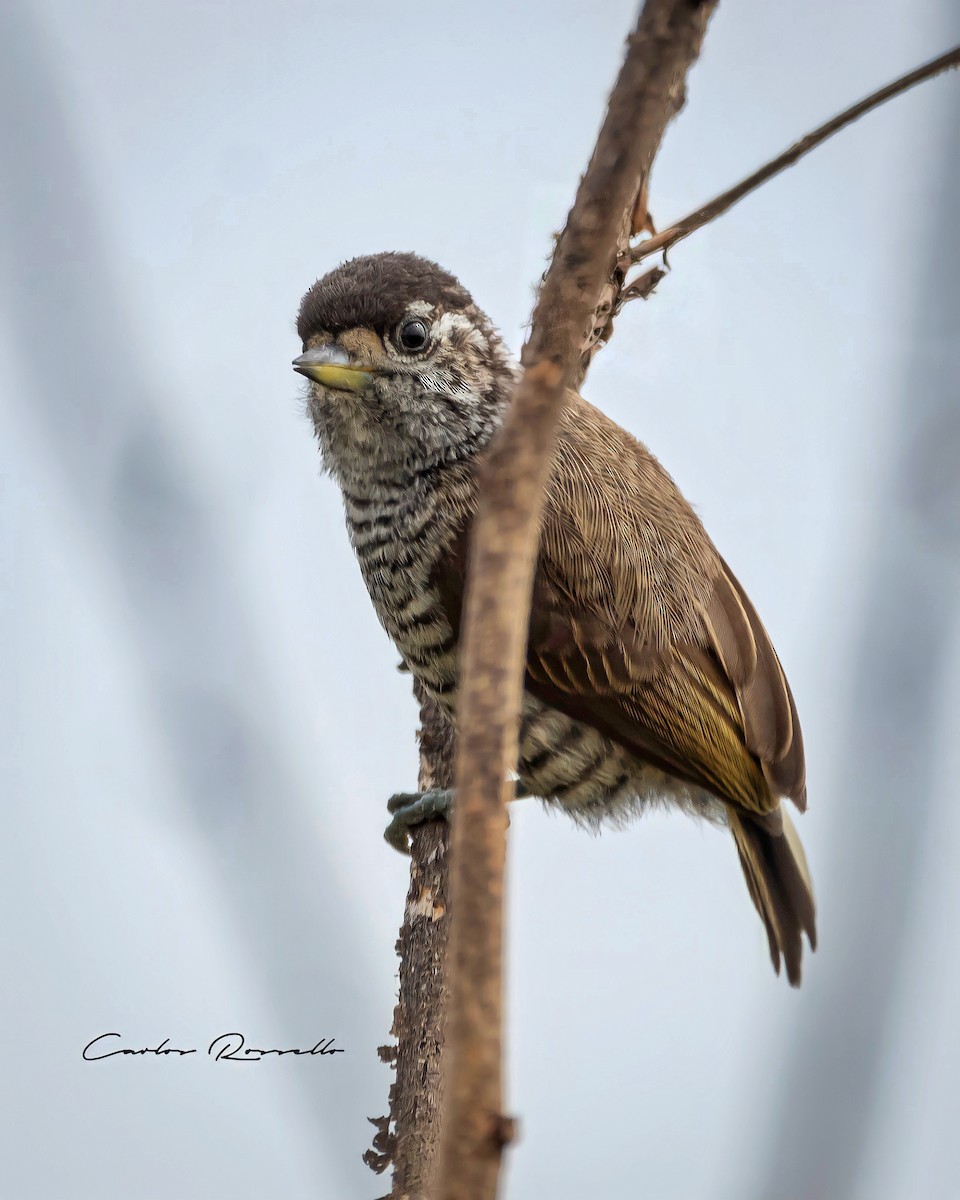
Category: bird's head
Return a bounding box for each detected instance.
[294,252,516,488]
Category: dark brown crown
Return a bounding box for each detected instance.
[297,252,473,344]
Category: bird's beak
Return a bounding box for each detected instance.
[292,345,375,391]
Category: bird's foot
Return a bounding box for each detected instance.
[384,789,454,853]
[384,781,530,853]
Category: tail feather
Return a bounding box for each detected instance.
[727,805,816,986]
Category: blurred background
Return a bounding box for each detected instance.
[1,1,958,1197]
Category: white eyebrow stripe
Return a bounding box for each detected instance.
[435,311,485,345]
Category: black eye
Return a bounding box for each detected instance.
[396,318,429,354]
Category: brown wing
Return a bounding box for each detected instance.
[524,578,781,817]
[530,396,806,817]
[434,394,805,818]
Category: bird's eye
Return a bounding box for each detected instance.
[395,318,430,355]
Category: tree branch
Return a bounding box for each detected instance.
[631,44,960,266]
[367,683,456,1200]
[431,4,718,1199]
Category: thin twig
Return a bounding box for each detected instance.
[430,4,718,1200]
[631,44,960,264]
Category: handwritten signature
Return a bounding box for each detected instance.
[83,1032,345,1062]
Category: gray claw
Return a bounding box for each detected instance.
[384,788,455,853]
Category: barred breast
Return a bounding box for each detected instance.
[343,471,640,819]
[344,475,460,705]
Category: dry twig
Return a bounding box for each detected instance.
[630,44,960,266]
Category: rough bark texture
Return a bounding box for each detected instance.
[432,4,718,1200]
[367,682,456,1199]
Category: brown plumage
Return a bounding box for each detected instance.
[294,251,817,985]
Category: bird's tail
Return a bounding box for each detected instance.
[727,805,817,986]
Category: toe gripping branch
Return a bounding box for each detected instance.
[384,782,530,852]
[384,789,455,853]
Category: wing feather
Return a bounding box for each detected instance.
[530,397,805,818]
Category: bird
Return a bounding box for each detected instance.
[293,250,816,985]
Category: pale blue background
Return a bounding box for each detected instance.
[1,1,958,1197]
